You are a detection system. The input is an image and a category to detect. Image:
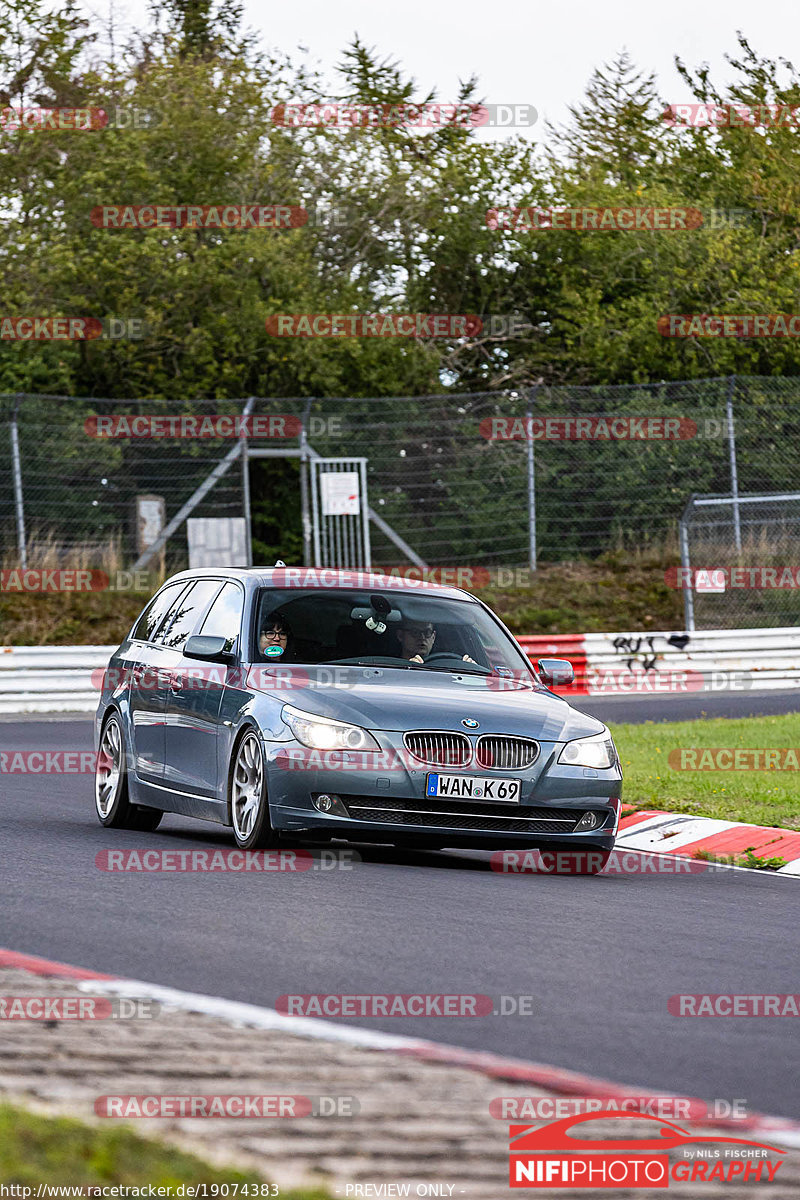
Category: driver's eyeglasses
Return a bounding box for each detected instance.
[263,628,288,639]
[402,625,435,637]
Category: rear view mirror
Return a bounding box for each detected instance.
[537,657,574,687]
[350,605,401,626]
[183,635,235,663]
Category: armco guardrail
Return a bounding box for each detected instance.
[0,646,116,714]
[519,627,800,695]
[1,628,798,714]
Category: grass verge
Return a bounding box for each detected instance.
[610,713,800,829]
[0,1103,327,1195]
[0,590,148,646]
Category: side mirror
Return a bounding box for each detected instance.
[537,657,574,687]
[183,635,236,664]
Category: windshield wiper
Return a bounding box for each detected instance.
[407,664,492,676]
[325,660,413,670]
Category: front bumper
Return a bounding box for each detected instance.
[263,731,621,848]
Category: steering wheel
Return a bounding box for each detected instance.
[418,651,461,664]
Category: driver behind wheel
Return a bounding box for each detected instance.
[397,618,475,664]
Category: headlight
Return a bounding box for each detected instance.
[281,704,380,751]
[559,730,617,769]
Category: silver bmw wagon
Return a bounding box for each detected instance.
[94,568,621,871]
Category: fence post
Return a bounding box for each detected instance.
[726,375,742,554]
[240,400,253,567]
[10,395,27,570]
[679,497,695,632]
[300,398,313,566]
[526,386,538,571]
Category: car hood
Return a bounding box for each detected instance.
[250,665,604,741]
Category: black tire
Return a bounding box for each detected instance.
[95,712,163,831]
[229,729,279,849]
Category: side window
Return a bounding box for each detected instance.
[199,582,244,651]
[132,582,186,643]
[156,579,222,650]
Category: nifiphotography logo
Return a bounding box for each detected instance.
[508,1111,785,1188]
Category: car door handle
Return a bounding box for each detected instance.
[169,673,183,694]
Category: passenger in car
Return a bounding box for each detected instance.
[259,611,295,660]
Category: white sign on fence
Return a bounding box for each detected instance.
[187,518,249,567]
[321,472,360,516]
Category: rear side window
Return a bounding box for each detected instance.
[156,579,222,650]
[199,581,244,651]
[132,582,186,643]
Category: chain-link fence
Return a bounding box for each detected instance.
[680,492,800,629]
[1,377,799,627]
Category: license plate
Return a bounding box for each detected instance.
[426,773,521,802]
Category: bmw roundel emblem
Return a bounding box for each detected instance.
[461,717,480,729]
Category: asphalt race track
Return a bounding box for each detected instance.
[578,688,800,725]
[2,706,800,1122]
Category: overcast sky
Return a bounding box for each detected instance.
[83,0,797,140]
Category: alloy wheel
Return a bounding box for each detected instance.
[95,717,122,818]
[232,732,264,841]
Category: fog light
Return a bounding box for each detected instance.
[312,794,347,816]
[574,811,600,831]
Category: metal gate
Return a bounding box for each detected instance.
[678,490,800,630]
[309,457,371,569]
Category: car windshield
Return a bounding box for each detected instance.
[253,588,534,677]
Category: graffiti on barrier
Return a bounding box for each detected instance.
[611,633,691,674]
